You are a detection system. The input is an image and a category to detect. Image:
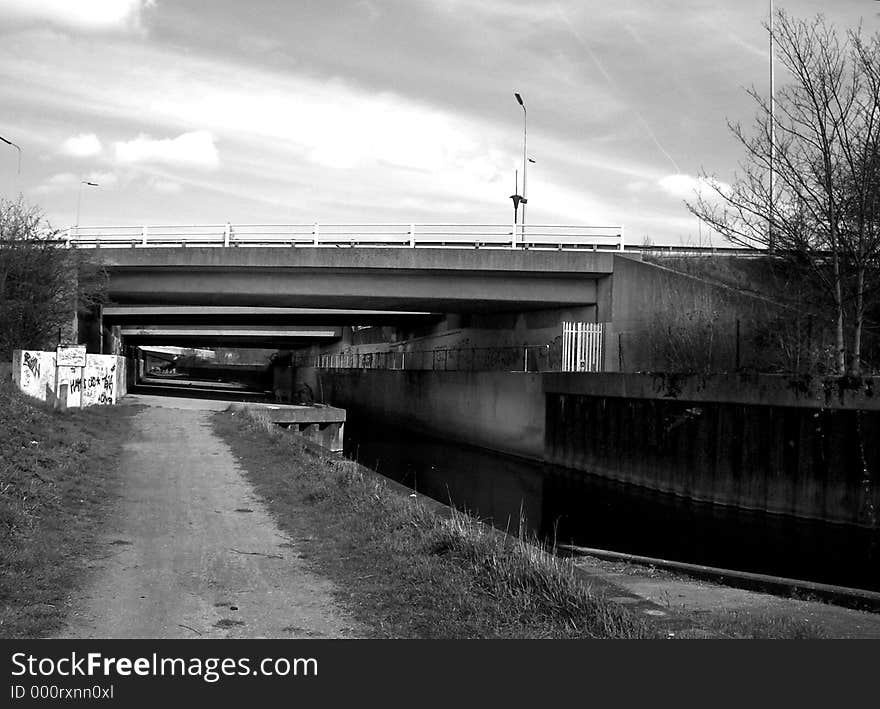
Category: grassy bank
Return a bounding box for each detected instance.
[213,407,657,639]
[0,378,135,638]
[215,407,840,639]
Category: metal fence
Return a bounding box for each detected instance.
[64,223,628,251]
[562,322,605,372]
[294,345,556,372]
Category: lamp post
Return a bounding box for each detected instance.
[0,134,21,176]
[768,0,775,251]
[510,169,524,225]
[76,180,99,227]
[514,92,528,233]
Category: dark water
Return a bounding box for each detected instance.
[344,412,880,593]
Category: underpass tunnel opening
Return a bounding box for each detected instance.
[129,344,281,401]
[104,306,444,401]
[123,336,342,401]
[98,297,603,402]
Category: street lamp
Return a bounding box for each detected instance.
[514,92,528,232]
[76,180,99,227]
[0,134,21,175]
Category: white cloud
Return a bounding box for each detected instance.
[0,27,708,240]
[85,170,118,188]
[33,172,79,194]
[114,131,220,170]
[0,34,664,202]
[432,0,562,25]
[34,170,118,194]
[61,133,102,157]
[2,0,154,33]
[237,35,284,56]
[149,177,183,194]
[658,174,729,200]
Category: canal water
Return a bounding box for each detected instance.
[344,412,880,593]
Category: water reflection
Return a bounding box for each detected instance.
[344,412,880,592]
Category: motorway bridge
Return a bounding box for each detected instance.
[69,223,630,351]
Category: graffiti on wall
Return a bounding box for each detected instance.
[14,350,123,407]
[23,352,41,379]
[76,361,118,406]
[17,350,56,402]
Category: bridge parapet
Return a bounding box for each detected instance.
[64,222,627,251]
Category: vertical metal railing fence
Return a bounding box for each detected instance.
[305,345,553,372]
[562,322,605,372]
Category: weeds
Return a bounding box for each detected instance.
[215,407,658,639]
[425,509,653,638]
[0,378,134,637]
[696,610,828,639]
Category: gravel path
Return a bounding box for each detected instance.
[57,396,362,639]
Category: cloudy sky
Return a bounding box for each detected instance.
[0,0,876,244]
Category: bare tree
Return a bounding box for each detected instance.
[0,197,106,358]
[690,11,880,375]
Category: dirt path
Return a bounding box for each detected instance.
[572,557,880,639]
[57,396,363,639]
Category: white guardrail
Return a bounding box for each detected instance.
[63,223,628,251]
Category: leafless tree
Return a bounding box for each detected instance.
[0,197,106,357]
[689,11,880,375]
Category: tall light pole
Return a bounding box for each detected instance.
[76,180,99,227]
[514,92,528,233]
[768,0,775,251]
[0,134,21,176]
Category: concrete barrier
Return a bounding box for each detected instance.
[543,373,880,526]
[312,367,879,526]
[231,402,346,452]
[12,349,126,407]
[13,350,57,402]
[311,368,545,460]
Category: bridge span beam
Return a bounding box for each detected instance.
[102,247,610,312]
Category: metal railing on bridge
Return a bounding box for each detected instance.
[64,223,628,251]
[295,345,557,372]
[296,323,607,374]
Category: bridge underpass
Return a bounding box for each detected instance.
[116,320,345,401]
[71,225,761,378]
[84,245,612,400]
[107,307,449,405]
[101,305,444,396]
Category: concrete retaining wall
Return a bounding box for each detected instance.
[543,372,880,410]
[304,367,879,525]
[544,373,880,526]
[604,256,791,373]
[309,368,545,460]
[12,350,126,407]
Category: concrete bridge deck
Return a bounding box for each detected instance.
[99,247,613,313]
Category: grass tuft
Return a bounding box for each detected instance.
[695,609,828,639]
[425,509,653,637]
